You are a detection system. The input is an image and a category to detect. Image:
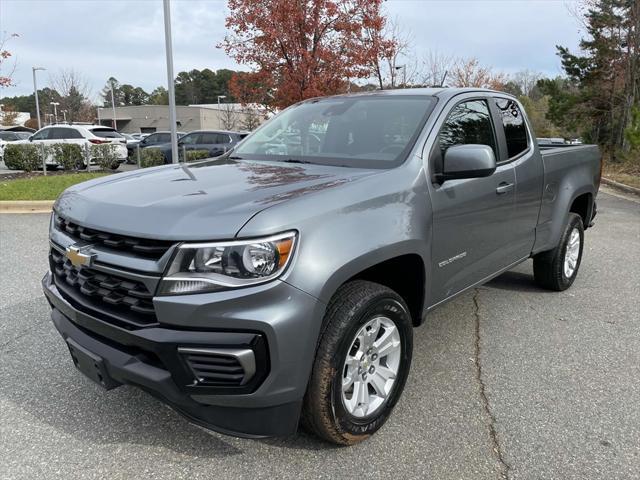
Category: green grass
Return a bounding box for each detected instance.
[0,172,110,201]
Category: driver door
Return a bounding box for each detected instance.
[428,97,518,306]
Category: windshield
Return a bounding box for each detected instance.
[234,95,436,168]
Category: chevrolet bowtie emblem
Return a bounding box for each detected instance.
[65,245,95,268]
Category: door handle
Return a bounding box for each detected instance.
[496,182,514,195]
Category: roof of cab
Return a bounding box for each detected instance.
[307,87,514,102]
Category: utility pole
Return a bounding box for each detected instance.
[32,66,46,130]
[163,0,179,164]
[62,110,68,123]
[110,82,117,130]
[50,102,60,123]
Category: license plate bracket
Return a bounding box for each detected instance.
[66,338,121,390]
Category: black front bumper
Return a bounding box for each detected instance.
[43,273,302,438]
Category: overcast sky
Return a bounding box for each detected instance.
[1,0,583,101]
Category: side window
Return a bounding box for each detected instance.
[180,133,199,145]
[216,134,231,144]
[66,128,83,139]
[199,133,218,144]
[32,128,52,140]
[439,100,496,158]
[52,128,82,139]
[48,128,66,140]
[495,98,529,158]
[157,133,171,143]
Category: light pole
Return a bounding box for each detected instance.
[109,82,117,130]
[163,0,179,164]
[50,102,60,123]
[32,66,46,130]
[62,110,68,123]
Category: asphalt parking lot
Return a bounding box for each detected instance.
[0,189,638,480]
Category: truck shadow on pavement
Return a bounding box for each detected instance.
[483,261,550,293]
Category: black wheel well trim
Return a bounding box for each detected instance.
[569,191,594,228]
[325,252,427,328]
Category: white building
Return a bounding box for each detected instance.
[96,103,266,134]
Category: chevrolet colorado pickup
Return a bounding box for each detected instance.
[43,88,601,445]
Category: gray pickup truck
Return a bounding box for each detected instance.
[43,88,601,445]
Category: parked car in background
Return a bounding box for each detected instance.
[0,131,31,161]
[155,130,248,163]
[12,124,127,169]
[126,131,186,162]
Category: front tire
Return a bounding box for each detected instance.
[533,213,584,291]
[302,280,413,445]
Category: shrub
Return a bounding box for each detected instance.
[51,143,84,170]
[3,143,44,172]
[185,149,211,162]
[2,144,23,170]
[91,144,119,170]
[140,148,166,168]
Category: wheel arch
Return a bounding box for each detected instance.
[317,245,428,327]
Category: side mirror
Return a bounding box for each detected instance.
[442,144,496,181]
[28,136,34,142]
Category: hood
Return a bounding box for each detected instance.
[54,158,380,240]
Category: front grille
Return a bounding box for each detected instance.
[50,248,158,328]
[54,215,173,259]
[180,348,254,386]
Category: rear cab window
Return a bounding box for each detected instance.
[494,98,529,159]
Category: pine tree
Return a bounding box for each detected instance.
[555,0,638,159]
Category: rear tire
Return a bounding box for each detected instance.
[302,280,413,445]
[533,213,584,291]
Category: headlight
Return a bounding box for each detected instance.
[158,231,297,295]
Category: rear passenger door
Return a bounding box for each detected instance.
[492,97,544,258]
[427,96,519,305]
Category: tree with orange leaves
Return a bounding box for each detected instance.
[450,57,506,90]
[221,0,391,109]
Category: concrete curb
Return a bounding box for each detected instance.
[601,177,640,197]
[0,200,54,214]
